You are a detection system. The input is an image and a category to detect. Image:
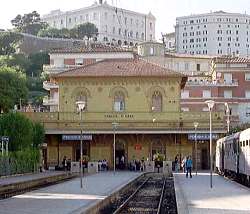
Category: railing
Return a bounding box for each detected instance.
[43,81,59,90]
[22,111,225,132]
[186,79,238,87]
[43,65,83,74]
[43,97,59,106]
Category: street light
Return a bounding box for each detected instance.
[224,102,230,133]
[193,122,199,176]
[112,122,119,174]
[76,101,86,189]
[205,100,215,189]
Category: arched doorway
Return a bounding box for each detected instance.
[115,139,126,170]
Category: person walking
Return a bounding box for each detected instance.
[174,155,179,173]
[182,156,187,173]
[186,156,193,178]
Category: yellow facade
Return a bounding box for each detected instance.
[24,61,225,170]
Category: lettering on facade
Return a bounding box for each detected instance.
[188,133,219,141]
[62,135,92,141]
[104,114,134,119]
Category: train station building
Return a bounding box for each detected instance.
[24,44,225,170]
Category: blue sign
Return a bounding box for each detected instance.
[188,133,219,141]
[62,135,92,141]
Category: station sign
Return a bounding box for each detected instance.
[188,133,219,141]
[62,135,92,141]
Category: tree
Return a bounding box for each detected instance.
[0,113,33,151]
[75,23,98,39]
[0,32,23,55]
[38,27,72,39]
[28,52,49,77]
[0,66,28,112]
[11,11,48,35]
[32,122,45,148]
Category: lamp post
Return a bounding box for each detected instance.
[112,122,119,174]
[224,102,230,133]
[205,100,215,188]
[193,122,199,176]
[76,101,86,189]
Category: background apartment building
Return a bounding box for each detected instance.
[175,11,250,56]
[139,41,250,128]
[42,0,155,46]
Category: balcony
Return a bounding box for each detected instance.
[43,65,83,74]
[43,97,58,106]
[186,79,238,87]
[43,81,59,91]
[21,111,225,133]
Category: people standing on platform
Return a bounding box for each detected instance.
[62,156,67,171]
[182,156,187,173]
[121,155,125,169]
[186,156,193,178]
[174,155,179,173]
[67,158,71,171]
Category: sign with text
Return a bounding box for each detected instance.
[134,144,142,150]
[62,135,92,141]
[188,133,219,141]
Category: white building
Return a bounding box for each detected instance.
[162,32,176,52]
[176,11,250,56]
[42,0,156,46]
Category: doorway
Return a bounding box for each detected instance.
[201,148,208,169]
[115,140,126,170]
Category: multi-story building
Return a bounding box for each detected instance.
[43,43,135,112]
[175,11,250,56]
[24,56,224,170]
[162,32,176,52]
[138,41,250,128]
[42,0,156,46]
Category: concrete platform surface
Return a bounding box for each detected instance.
[174,172,250,214]
[0,171,142,214]
[0,171,66,186]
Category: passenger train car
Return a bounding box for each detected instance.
[216,128,250,186]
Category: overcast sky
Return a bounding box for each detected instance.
[1,0,250,39]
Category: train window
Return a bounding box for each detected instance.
[240,141,242,147]
[243,141,245,147]
[246,140,249,146]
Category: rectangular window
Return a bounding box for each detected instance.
[224,90,232,98]
[202,90,211,98]
[196,64,201,71]
[184,63,189,71]
[245,73,250,81]
[181,90,189,98]
[224,73,232,83]
[181,107,190,112]
[246,90,250,98]
[75,58,83,65]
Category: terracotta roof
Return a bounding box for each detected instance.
[50,43,132,54]
[165,53,215,59]
[55,58,185,78]
[214,56,250,64]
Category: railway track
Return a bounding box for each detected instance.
[113,175,166,214]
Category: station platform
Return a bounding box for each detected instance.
[0,171,66,186]
[0,171,142,214]
[174,171,250,214]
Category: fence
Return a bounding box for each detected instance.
[0,150,40,177]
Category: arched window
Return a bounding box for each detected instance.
[76,92,87,111]
[152,91,162,112]
[114,91,125,112]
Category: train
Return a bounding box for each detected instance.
[215,128,250,186]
